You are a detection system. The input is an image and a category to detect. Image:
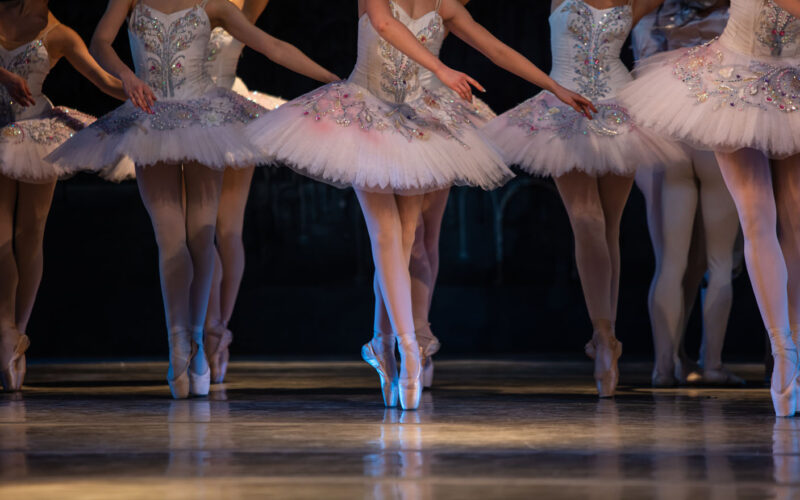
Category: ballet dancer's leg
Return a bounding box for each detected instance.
[357,190,424,410]
[13,180,57,335]
[650,160,698,383]
[205,166,254,383]
[554,171,631,397]
[716,149,795,416]
[773,155,800,341]
[693,151,740,383]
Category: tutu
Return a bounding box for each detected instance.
[620,0,800,158]
[246,81,512,194]
[0,106,93,183]
[244,2,512,194]
[46,1,266,172]
[231,78,286,111]
[484,92,687,177]
[47,88,265,170]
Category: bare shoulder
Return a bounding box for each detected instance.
[551,0,568,14]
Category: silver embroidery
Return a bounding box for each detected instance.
[756,0,800,56]
[508,94,632,139]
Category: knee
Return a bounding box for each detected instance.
[187,222,216,248]
[569,209,607,242]
[152,226,188,257]
[216,227,243,251]
[14,215,48,248]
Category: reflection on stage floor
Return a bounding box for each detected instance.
[0,359,796,499]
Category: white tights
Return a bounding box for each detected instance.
[639,150,740,377]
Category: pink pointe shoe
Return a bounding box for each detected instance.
[1,332,30,392]
[362,333,399,408]
[769,330,798,417]
[204,325,233,384]
[585,334,623,398]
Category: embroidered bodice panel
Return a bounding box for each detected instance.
[720,0,800,57]
[348,1,445,104]
[128,1,215,99]
[549,0,634,99]
[0,38,53,121]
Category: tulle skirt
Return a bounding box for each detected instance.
[619,38,800,158]
[46,87,266,171]
[0,106,94,183]
[483,91,687,177]
[244,81,514,194]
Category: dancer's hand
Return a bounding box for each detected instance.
[436,66,484,102]
[551,85,597,120]
[0,69,35,107]
[121,71,156,114]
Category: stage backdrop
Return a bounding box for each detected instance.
[30,0,765,361]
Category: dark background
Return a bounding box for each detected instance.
[29,0,765,362]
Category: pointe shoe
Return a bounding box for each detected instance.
[362,337,399,407]
[167,328,195,400]
[1,333,30,392]
[585,335,623,398]
[699,366,746,386]
[417,325,440,390]
[189,327,211,397]
[651,369,677,388]
[204,326,233,384]
[397,334,422,411]
[422,357,434,388]
[768,330,799,417]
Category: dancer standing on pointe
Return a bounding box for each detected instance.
[631,0,744,387]
[372,0,497,390]
[485,0,687,397]
[0,0,129,391]
[203,0,287,384]
[619,0,800,416]
[47,0,338,399]
[244,0,595,410]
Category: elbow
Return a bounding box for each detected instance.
[371,18,392,36]
[89,36,104,60]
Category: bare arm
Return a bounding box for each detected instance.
[0,67,35,107]
[441,0,596,118]
[363,0,481,100]
[773,0,800,18]
[90,0,156,112]
[241,0,269,23]
[48,24,127,101]
[208,0,338,83]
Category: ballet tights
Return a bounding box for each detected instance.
[553,171,635,340]
[206,166,255,330]
[714,149,798,339]
[650,150,739,375]
[356,190,423,381]
[374,188,449,349]
[0,174,56,354]
[137,162,224,375]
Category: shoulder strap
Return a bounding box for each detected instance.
[200,0,210,7]
[40,21,60,42]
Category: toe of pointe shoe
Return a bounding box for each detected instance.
[190,368,211,397]
[399,382,422,411]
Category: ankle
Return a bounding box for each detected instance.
[769,327,796,354]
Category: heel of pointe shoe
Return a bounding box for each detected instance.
[773,353,798,417]
[205,326,233,384]
[361,342,399,407]
[422,357,434,389]
[167,328,194,400]
[1,334,30,392]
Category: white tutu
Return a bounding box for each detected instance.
[245,81,513,194]
[0,107,94,183]
[47,87,266,171]
[619,39,800,158]
[483,91,687,177]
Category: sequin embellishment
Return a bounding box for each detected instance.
[673,40,800,113]
[130,4,207,98]
[508,93,632,139]
[566,0,632,100]
[93,89,261,135]
[292,82,475,147]
[756,0,800,57]
[0,107,93,146]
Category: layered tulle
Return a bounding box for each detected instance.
[245,81,514,194]
[619,39,800,158]
[0,107,94,183]
[47,87,267,171]
[484,91,687,177]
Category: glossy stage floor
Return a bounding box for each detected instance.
[0,359,795,499]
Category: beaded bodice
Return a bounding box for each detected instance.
[0,37,53,121]
[128,0,214,99]
[207,27,243,89]
[549,0,633,99]
[349,1,445,104]
[719,0,800,57]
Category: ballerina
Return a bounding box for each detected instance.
[371,0,497,389]
[244,0,595,410]
[0,0,128,391]
[202,0,288,384]
[47,0,338,399]
[484,0,687,397]
[631,0,743,387]
[619,0,800,415]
